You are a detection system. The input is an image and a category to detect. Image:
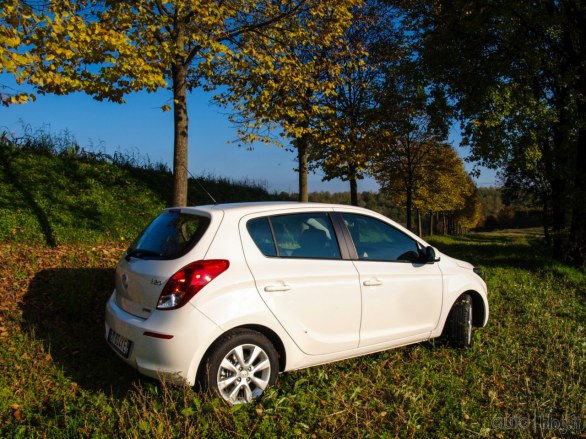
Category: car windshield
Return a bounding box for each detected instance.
[126,211,210,260]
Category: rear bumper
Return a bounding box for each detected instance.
[104,290,222,385]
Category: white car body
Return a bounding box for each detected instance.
[105,202,488,402]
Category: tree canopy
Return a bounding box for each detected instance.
[400,0,586,264]
[213,1,361,202]
[309,1,394,205]
[373,140,475,232]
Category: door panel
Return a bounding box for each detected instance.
[241,212,361,355]
[353,260,443,346]
[340,213,443,347]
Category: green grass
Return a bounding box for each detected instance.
[0,232,584,438]
[0,138,278,246]
[0,136,584,437]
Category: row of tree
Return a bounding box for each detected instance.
[0,1,477,232]
[2,1,585,265]
[279,189,480,237]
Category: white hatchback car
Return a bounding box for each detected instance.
[105,202,488,404]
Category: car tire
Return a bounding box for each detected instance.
[200,329,279,404]
[442,293,473,348]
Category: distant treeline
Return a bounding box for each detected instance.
[0,126,537,247]
[477,187,542,231]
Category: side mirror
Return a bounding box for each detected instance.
[425,246,440,263]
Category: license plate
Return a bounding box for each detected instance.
[108,329,132,358]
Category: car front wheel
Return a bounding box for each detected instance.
[200,329,279,404]
[442,293,473,348]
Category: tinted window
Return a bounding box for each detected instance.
[247,218,277,257]
[247,213,341,259]
[342,213,421,262]
[126,211,210,260]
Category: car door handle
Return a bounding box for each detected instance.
[264,284,292,292]
[363,279,383,287]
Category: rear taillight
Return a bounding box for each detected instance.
[157,260,230,310]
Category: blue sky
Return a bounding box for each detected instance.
[0,75,498,193]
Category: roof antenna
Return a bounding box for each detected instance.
[185,166,218,204]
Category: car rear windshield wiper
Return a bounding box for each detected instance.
[125,248,161,261]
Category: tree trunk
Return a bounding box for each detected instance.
[429,211,434,236]
[568,92,586,265]
[297,136,309,202]
[417,209,422,237]
[568,127,586,267]
[542,194,551,245]
[172,62,189,207]
[549,103,570,260]
[566,5,586,267]
[405,185,413,231]
[550,182,566,259]
[350,178,358,206]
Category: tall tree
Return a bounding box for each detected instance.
[309,0,395,205]
[402,0,586,265]
[366,8,452,220]
[213,1,360,202]
[429,164,479,235]
[456,183,483,233]
[372,138,470,232]
[1,0,354,206]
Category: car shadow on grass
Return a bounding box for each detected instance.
[21,268,149,397]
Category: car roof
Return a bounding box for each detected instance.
[180,201,370,215]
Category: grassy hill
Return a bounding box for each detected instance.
[0,134,278,246]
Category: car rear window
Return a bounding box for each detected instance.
[126,211,210,260]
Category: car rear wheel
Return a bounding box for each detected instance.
[442,293,473,348]
[200,329,278,404]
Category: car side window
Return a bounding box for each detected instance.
[342,213,421,262]
[247,213,341,259]
[247,218,277,257]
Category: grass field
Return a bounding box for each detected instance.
[1,231,584,438]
